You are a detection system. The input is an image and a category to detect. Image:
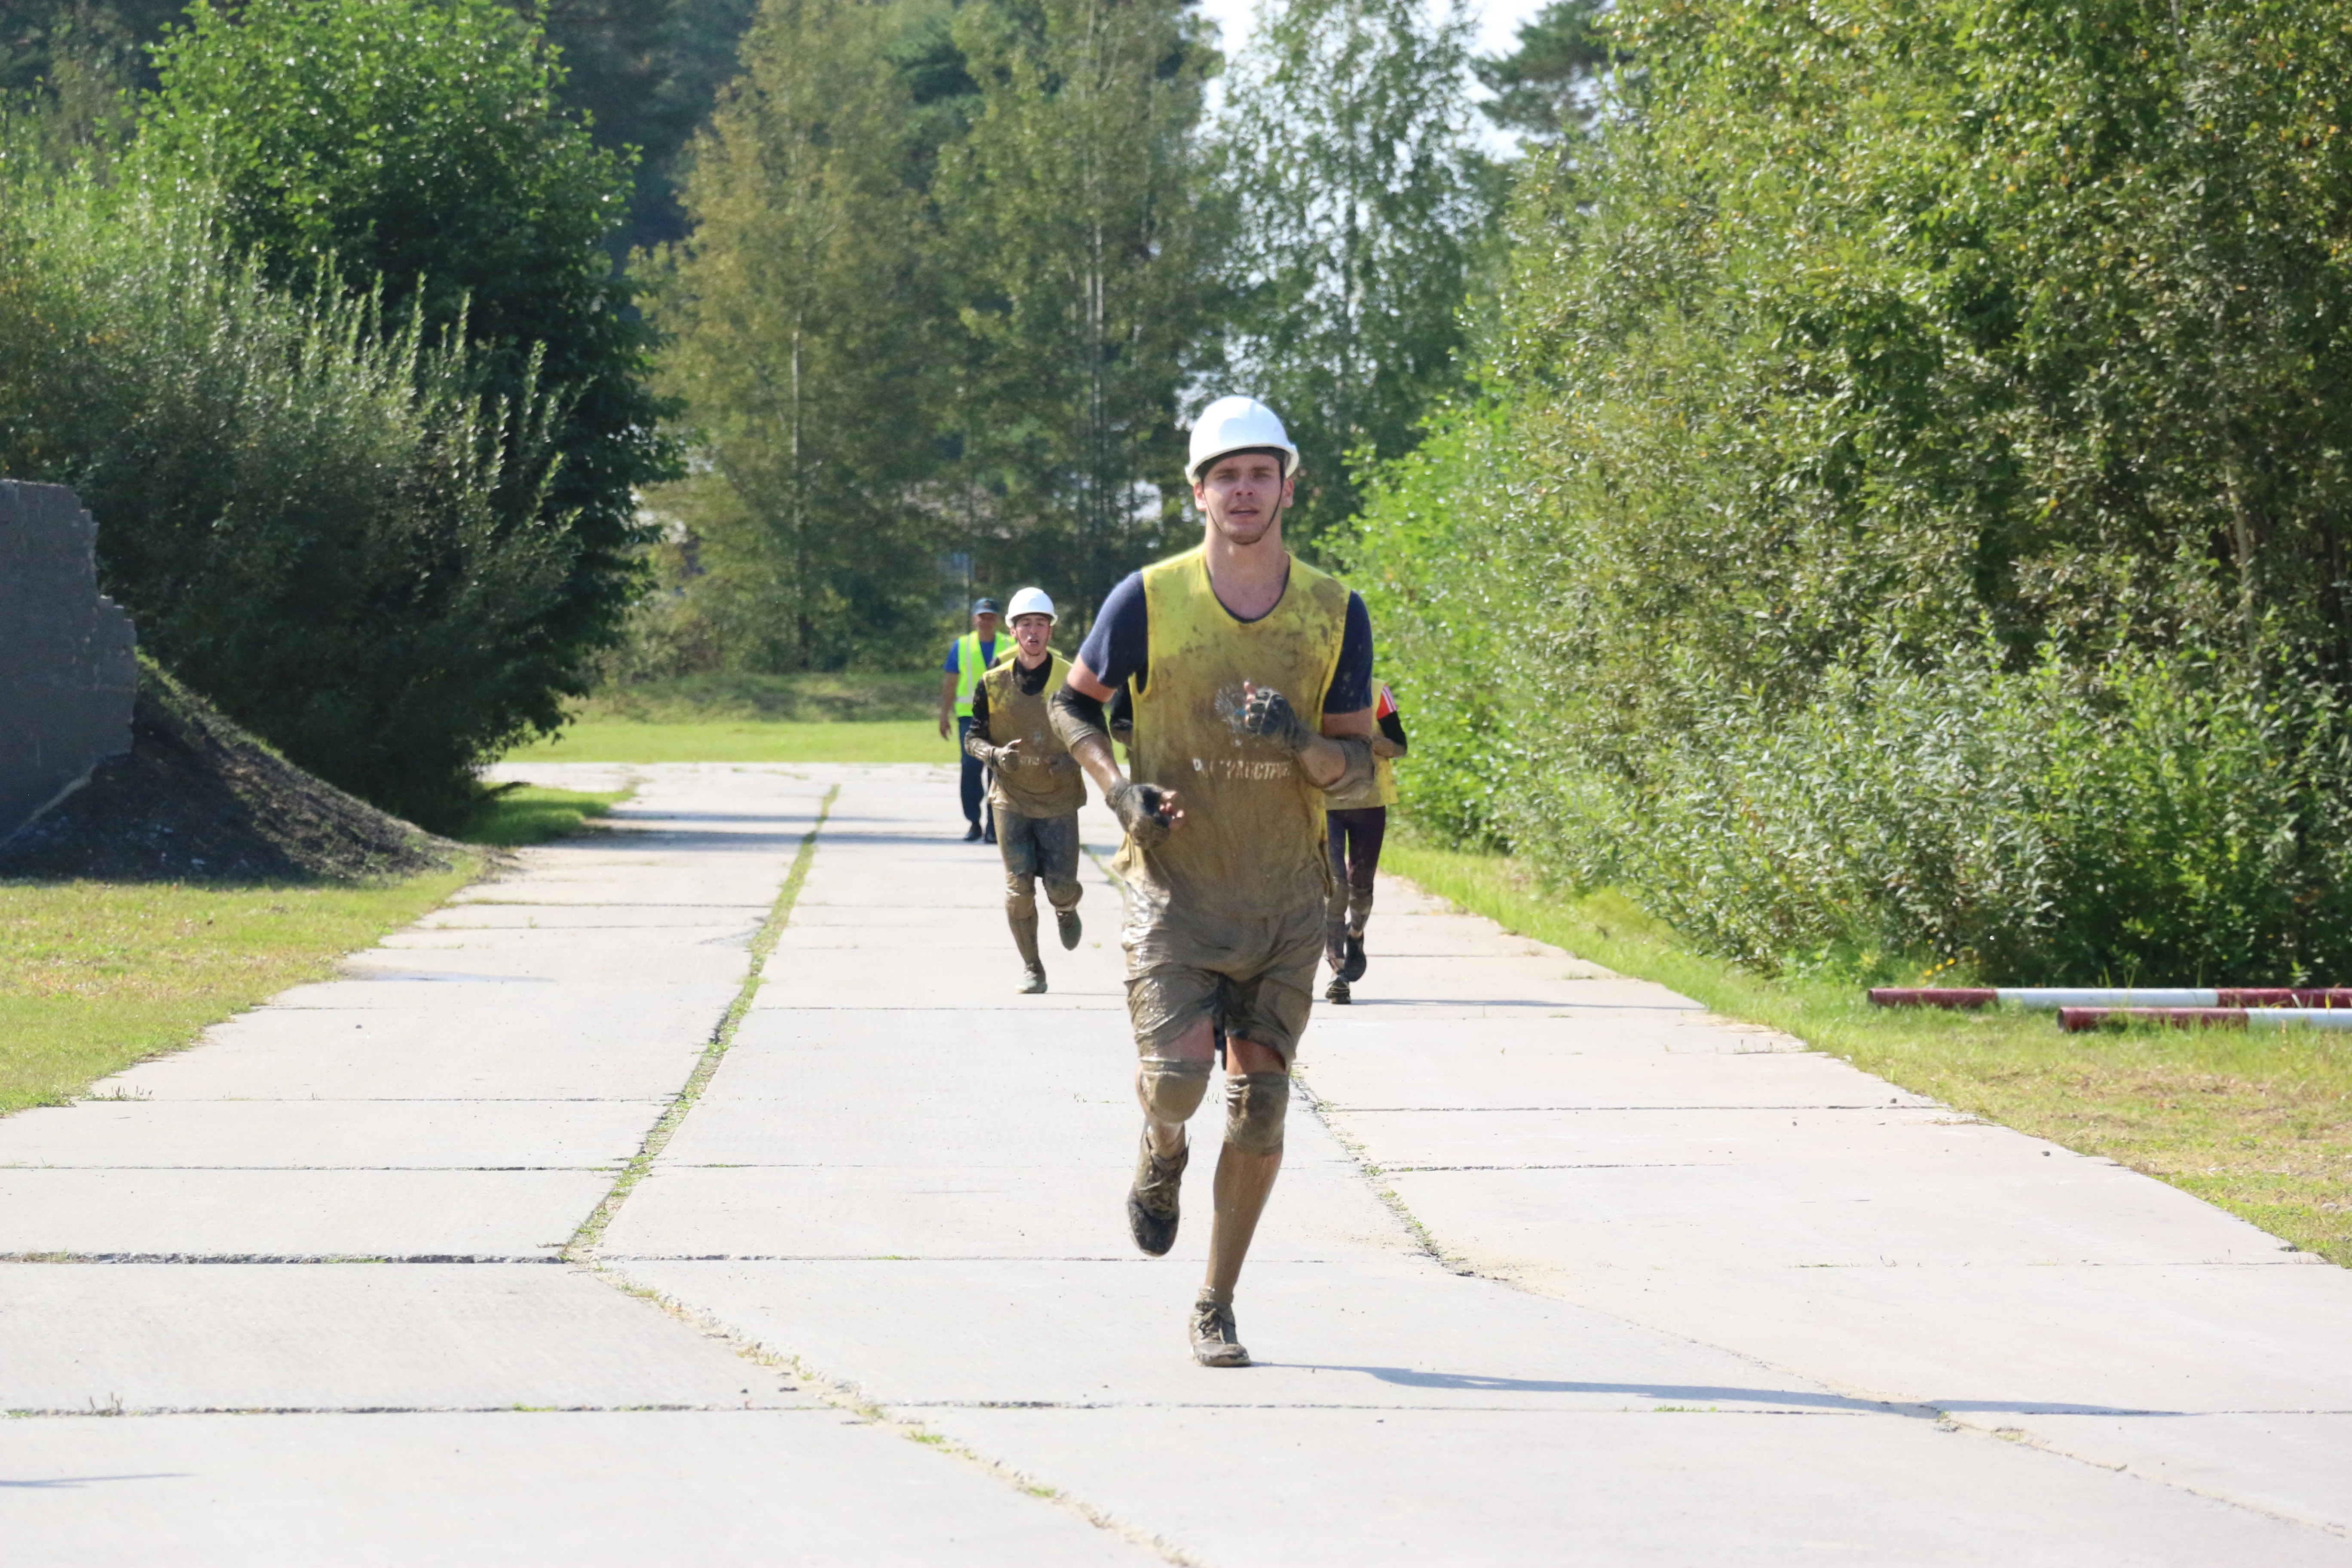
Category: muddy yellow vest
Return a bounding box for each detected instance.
[1113,545,1351,918]
[952,632,1001,718]
[981,650,1087,818]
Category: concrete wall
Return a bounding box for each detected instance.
[0,481,137,843]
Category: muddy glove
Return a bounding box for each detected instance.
[1108,781,1176,848]
[1233,683,1315,754]
[993,739,1025,773]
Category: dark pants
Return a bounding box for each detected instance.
[1326,806,1387,935]
[956,717,989,830]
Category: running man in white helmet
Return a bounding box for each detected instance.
[1050,396,1377,1367]
[963,587,1087,992]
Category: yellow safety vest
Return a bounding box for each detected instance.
[1113,545,1350,919]
[981,651,1086,818]
[952,631,1001,717]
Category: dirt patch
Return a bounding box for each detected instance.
[0,658,455,884]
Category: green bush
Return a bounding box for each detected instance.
[136,0,671,676]
[1350,0,2352,983]
[0,159,575,827]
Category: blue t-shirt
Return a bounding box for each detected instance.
[1078,565,1374,714]
[942,635,1000,675]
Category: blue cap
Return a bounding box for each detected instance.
[973,598,1001,615]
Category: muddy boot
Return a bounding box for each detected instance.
[1011,910,1047,993]
[1325,974,1351,1004]
[1127,1127,1188,1256]
[1342,929,1367,983]
[1057,906,1082,950]
[1189,1292,1249,1368]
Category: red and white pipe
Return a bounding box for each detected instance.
[2058,1007,2352,1032]
[1868,987,2352,1010]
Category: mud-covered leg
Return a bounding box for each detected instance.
[1193,1058,1286,1368]
[1038,812,1084,950]
[1325,815,1352,1002]
[1130,1028,1212,1256]
[998,808,1048,992]
[1341,807,1384,983]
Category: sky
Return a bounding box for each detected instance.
[1193,0,1556,152]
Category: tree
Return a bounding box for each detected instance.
[650,0,962,670]
[1216,0,1494,545]
[940,0,1223,620]
[1473,0,1611,147]
[0,160,575,827]
[137,0,671,697]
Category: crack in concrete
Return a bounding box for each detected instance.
[562,785,839,1259]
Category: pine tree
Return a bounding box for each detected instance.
[1217,0,1493,544]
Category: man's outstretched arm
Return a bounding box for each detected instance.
[1054,662,1183,841]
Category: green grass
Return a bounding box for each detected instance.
[462,784,632,845]
[1386,837,2352,1267]
[0,784,632,1117]
[508,718,948,764]
[573,671,935,724]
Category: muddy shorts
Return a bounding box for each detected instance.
[994,806,1082,915]
[1121,892,1326,1064]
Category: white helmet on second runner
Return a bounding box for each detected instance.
[1006,585,1056,622]
[1188,395,1301,481]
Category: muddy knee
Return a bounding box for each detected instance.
[1137,1056,1212,1125]
[1044,874,1082,913]
[1004,873,1038,921]
[1223,1072,1289,1156]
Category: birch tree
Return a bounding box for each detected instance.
[655,0,958,668]
[941,0,1223,620]
[1218,0,1492,542]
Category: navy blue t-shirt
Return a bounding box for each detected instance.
[1078,565,1374,714]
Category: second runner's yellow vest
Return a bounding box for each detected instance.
[981,650,1087,818]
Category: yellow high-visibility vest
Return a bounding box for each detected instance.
[1112,545,1349,916]
[952,631,1002,717]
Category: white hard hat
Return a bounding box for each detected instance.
[1188,395,1300,481]
[1006,586,1056,622]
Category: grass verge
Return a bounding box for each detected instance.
[462,784,632,846]
[1385,838,2352,1267]
[508,718,946,765]
[0,783,631,1117]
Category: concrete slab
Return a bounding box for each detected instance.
[613,1255,1877,1415]
[0,1099,656,1169]
[261,979,739,1013]
[922,1405,2351,1567]
[0,1411,1150,1567]
[1522,1259,2352,1418]
[340,943,753,986]
[415,903,768,931]
[0,1169,606,1259]
[1299,1024,1938,1109]
[597,1146,1404,1263]
[0,1262,799,1413]
[1380,1152,2292,1272]
[92,1001,723,1101]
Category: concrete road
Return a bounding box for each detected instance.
[4,763,2348,1564]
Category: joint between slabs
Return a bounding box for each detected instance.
[563,784,839,1259]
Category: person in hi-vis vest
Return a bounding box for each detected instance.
[1050,397,1378,1369]
[962,587,1088,993]
[937,597,1004,842]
